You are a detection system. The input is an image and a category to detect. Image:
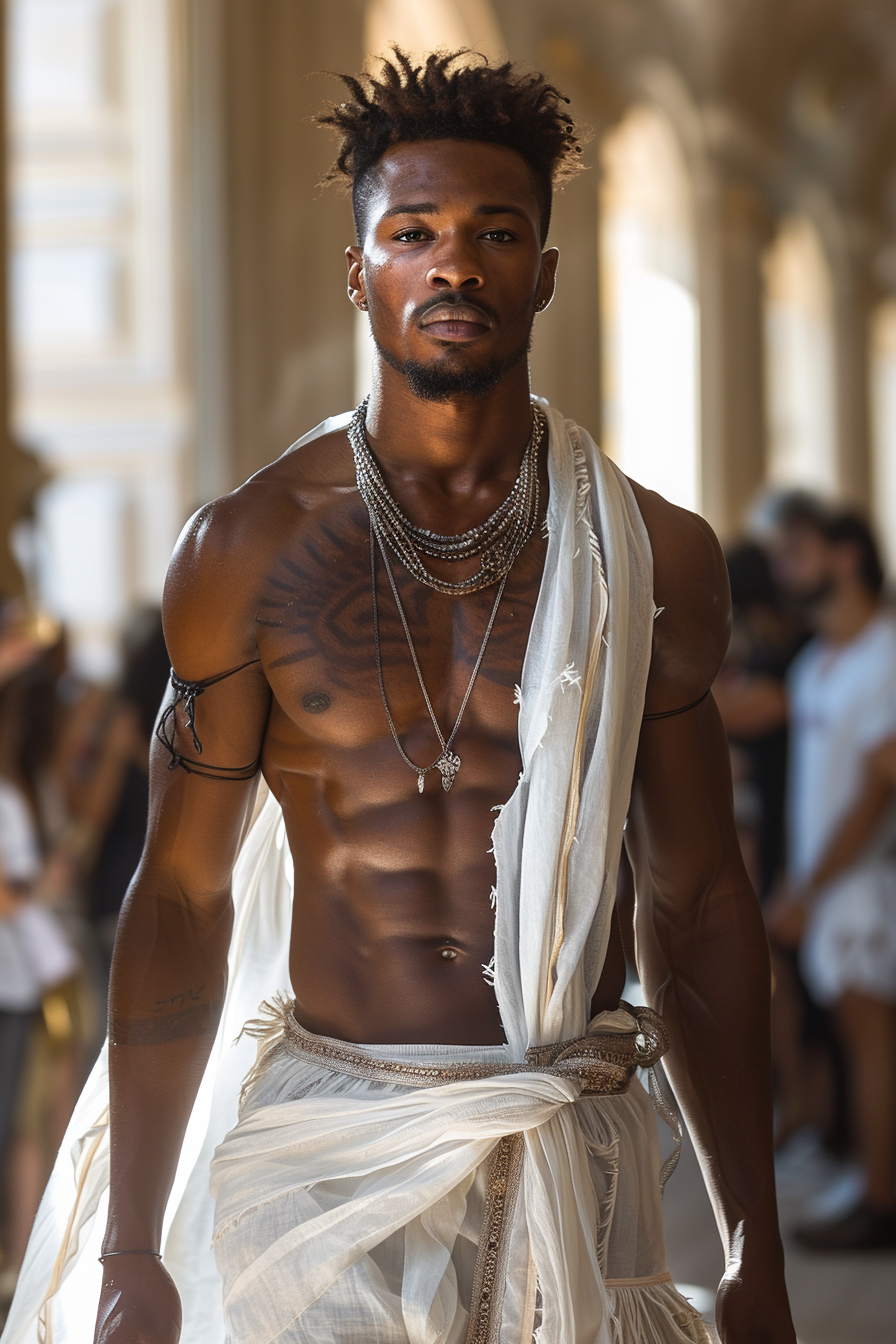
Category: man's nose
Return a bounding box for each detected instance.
[426,237,484,290]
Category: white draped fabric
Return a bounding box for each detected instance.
[2,404,710,1344]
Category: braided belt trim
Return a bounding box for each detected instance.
[281,1001,668,1097]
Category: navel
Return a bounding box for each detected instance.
[302,691,332,714]
[439,945,458,962]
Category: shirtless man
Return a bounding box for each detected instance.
[91,51,795,1344]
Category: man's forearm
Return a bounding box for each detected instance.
[103,877,232,1252]
[635,875,782,1258]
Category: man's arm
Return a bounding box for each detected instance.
[624,490,795,1344]
[95,500,272,1344]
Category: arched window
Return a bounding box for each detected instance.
[762,214,837,495]
[599,104,700,512]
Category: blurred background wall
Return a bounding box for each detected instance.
[1,0,896,676]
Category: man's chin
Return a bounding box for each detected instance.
[374,339,527,403]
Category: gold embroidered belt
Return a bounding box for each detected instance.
[280,1002,670,1344]
[282,1000,668,1094]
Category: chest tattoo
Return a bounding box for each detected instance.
[257,508,542,693]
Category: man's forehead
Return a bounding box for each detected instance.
[367,140,541,217]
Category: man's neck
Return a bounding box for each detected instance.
[364,361,536,496]
[816,582,880,647]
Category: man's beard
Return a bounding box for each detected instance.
[373,333,531,403]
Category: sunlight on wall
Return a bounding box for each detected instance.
[600,105,700,513]
[365,0,503,66]
[355,0,505,404]
[871,300,896,574]
[763,214,837,495]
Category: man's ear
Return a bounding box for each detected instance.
[537,247,560,312]
[346,246,367,310]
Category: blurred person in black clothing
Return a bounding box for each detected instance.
[714,543,804,899]
[81,610,171,984]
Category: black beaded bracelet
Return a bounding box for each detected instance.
[98,1249,162,1263]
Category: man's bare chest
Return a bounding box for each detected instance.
[253,497,545,760]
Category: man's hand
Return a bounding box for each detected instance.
[94,1256,181,1344]
[716,1260,796,1343]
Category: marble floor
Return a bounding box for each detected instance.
[663,1123,896,1344]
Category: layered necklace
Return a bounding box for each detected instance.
[348,398,544,793]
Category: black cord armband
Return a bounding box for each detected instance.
[156,658,263,780]
[642,687,711,722]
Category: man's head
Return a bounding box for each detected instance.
[316,50,584,402]
[765,492,885,612]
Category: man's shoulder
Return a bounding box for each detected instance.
[626,478,729,629]
[162,421,355,674]
[180,422,356,564]
[626,477,731,708]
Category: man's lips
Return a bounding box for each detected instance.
[419,304,492,340]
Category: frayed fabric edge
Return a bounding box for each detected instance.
[606,1278,715,1343]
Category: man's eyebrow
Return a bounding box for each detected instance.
[474,204,530,222]
[382,202,440,219]
[380,202,531,222]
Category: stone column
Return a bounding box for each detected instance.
[827,217,874,507]
[695,166,773,540]
[188,0,366,495]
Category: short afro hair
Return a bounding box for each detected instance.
[315,47,586,244]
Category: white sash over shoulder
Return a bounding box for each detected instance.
[2,404,657,1344]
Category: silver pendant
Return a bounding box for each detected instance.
[417,773,425,793]
[437,751,462,792]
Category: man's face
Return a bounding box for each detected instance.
[346,139,558,402]
[767,523,835,607]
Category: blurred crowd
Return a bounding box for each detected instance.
[1,488,896,1314]
[0,602,169,1304]
[718,493,896,1253]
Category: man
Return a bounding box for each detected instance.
[766,500,896,1250]
[5,51,794,1344]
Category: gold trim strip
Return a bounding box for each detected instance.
[465,1133,525,1344]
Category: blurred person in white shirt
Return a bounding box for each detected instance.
[767,502,896,1250]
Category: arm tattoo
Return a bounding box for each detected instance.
[110,986,222,1046]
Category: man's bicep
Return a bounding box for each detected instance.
[626,694,747,918]
[141,667,271,899]
[141,516,273,895]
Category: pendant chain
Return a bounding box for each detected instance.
[354,398,542,792]
[369,521,508,792]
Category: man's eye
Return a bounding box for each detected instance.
[394,229,429,242]
[482,230,515,242]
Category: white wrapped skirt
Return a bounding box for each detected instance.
[210,1005,710,1344]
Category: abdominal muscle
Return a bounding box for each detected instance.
[274,759,627,1047]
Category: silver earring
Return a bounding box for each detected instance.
[359,299,368,311]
